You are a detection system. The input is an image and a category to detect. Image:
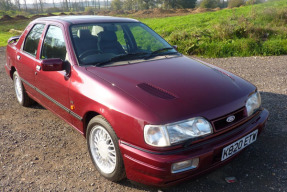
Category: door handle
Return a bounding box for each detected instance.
[36,65,41,71]
[17,55,21,60]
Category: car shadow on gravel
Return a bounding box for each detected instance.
[29,102,46,110]
[117,92,287,192]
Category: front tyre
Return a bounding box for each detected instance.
[13,71,34,107]
[87,116,125,181]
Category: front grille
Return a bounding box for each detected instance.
[212,107,246,131]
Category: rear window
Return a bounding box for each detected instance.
[23,24,45,57]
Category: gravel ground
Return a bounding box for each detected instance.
[1,46,287,192]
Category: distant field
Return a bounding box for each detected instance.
[1,0,287,57]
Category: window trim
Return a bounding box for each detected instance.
[22,23,46,58]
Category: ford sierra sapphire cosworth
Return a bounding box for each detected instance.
[5,16,269,186]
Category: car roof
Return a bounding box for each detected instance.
[34,15,139,24]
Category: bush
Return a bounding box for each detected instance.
[199,0,218,8]
[46,7,62,13]
[228,0,245,8]
[84,7,95,14]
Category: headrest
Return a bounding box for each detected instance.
[98,31,117,42]
[77,29,92,39]
[91,25,104,36]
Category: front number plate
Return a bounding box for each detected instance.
[221,129,258,161]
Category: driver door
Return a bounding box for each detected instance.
[34,24,71,122]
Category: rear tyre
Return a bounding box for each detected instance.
[13,71,34,107]
[87,115,126,181]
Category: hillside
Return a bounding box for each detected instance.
[142,0,287,57]
[1,0,287,57]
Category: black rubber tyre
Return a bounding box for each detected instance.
[87,115,126,181]
[13,71,34,107]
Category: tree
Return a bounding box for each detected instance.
[111,0,122,10]
[23,0,27,11]
[39,0,45,12]
[0,0,13,11]
[14,0,21,11]
[33,0,39,13]
[123,0,135,10]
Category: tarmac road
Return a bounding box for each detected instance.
[1,46,287,191]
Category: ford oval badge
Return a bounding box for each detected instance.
[226,115,235,123]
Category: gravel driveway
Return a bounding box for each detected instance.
[1,46,287,191]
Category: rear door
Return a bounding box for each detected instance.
[17,23,45,94]
[34,24,72,122]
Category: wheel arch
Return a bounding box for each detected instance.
[10,66,16,79]
[83,111,100,137]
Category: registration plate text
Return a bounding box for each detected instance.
[221,129,258,161]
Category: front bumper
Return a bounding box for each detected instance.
[119,109,269,187]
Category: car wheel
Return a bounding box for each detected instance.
[13,71,34,107]
[87,116,126,181]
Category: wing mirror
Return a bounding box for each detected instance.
[173,45,178,51]
[41,58,64,71]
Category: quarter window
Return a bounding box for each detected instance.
[41,26,67,61]
[23,24,45,56]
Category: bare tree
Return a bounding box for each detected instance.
[14,0,21,11]
[39,0,45,13]
[34,0,39,13]
[23,0,27,11]
[52,0,56,8]
[0,0,13,11]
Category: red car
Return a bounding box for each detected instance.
[5,16,268,187]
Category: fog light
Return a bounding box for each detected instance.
[171,158,199,173]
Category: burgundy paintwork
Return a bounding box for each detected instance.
[5,16,269,187]
[41,58,64,71]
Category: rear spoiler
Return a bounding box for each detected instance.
[8,36,20,45]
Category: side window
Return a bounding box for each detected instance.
[41,26,67,61]
[23,24,45,56]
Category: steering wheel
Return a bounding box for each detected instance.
[79,49,102,59]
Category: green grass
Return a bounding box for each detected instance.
[140,0,287,57]
[1,0,287,57]
[0,20,30,46]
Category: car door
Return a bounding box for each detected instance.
[34,24,71,122]
[17,23,45,94]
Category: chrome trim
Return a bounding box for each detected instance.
[20,77,82,121]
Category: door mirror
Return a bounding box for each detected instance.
[173,45,178,50]
[41,58,64,71]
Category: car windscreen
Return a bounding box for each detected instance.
[70,22,179,67]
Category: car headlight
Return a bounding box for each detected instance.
[245,91,261,116]
[144,117,213,147]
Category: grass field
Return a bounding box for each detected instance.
[1,0,287,57]
[142,0,287,57]
[0,20,30,46]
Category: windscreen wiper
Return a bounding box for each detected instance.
[144,47,175,60]
[95,52,148,67]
